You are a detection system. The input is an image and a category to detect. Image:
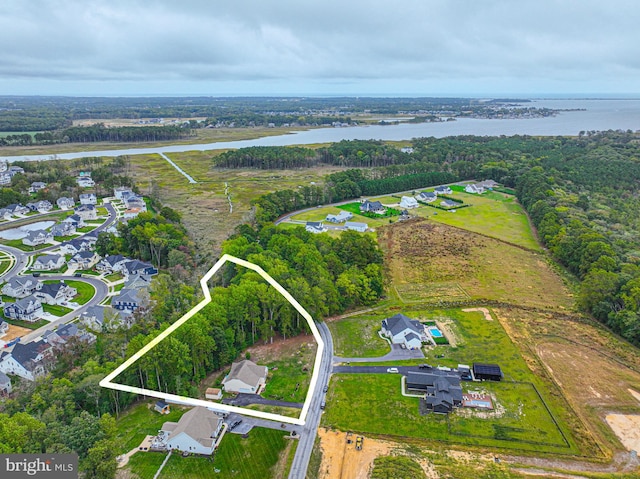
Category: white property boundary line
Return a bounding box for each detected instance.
[100,253,324,426]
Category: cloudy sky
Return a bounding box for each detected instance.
[1,0,638,97]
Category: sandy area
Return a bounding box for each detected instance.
[629,389,640,404]
[0,324,31,342]
[245,334,316,363]
[605,414,640,452]
[462,307,494,321]
[317,428,440,479]
[434,320,458,347]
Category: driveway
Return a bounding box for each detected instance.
[222,393,303,409]
[334,343,424,363]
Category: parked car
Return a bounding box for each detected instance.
[418,364,433,369]
[323,385,328,393]
[228,419,242,431]
[387,367,399,373]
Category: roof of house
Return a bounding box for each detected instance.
[82,305,108,322]
[326,211,352,221]
[75,204,96,212]
[123,260,154,273]
[72,251,97,260]
[24,230,50,241]
[11,295,41,311]
[405,332,421,343]
[156,400,169,408]
[63,238,90,250]
[8,340,49,371]
[382,313,423,337]
[124,274,152,290]
[165,406,222,449]
[103,254,126,266]
[206,387,221,395]
[361,200,383,211]
[5,276,37,289]
[419,192,436,198]
[306,221,323,228]
[38,282,66,298]
[345,221,368,229]
[406,371,461,388]
[224,359,267,388]
[35,254,62,265]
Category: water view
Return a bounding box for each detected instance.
[0,220,55,240]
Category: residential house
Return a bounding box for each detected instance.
[221,359,268,394]
[478,180,498,189]
[123,207,143,220]
[124,274,153,291]
[59,238,92,255]
[114,187,133,200]
[35,281,76,305]
[122,260,157,279]
[0,340,52,381]
[111,288,147,313]
[124,194,146,211]
[8,165,24,177]
[26,200,53,213]
[56,197,75,210]
[62,214,85,228]
[405,372,463,414]
[22,229,53,247]
[344,221,368,233]
[80,305,128,331]
[5,204,29,216]
[0,208,13,220]
[2,277,41,298]
[69,251,101,269]
[76,177,95,188]
[160,406,224,455]
[4,295,43,322]
[434,186,452,195]
[29,182,47,193]
[400,196,419,209]
[74,204,97,221]
[305,221,326,234]
[464,184,485,194]
[325,211,353,223]
[155,400,171,414]
[416,192,437,203]
[0,371,11,396]
[440,199,458,208]
[79,193,98,205]
[51,223,76,237]
[82,229,100,244]
[96,254,128,273]
[32,254,65,271]
[0,319,8,335]
[381,313,427,349]
[360,200,385,214]
[0,172,11,186]
[42,323,95,346]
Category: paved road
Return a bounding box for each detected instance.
[223,393,303,409]
[334,343,424,363]
[288,321,334,479]
[225,412,301,436]
[333,365,427,374]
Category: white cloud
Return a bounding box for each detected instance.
[0,0,638,94]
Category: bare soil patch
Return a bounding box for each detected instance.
[244,334,316,364]
[1,324,31,341]
[462,307,494,320]
[605,414,640,452]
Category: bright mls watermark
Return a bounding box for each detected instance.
[1,454,78,478]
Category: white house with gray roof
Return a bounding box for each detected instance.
[381,313,427,349]
[79,193,97,205]
[56,197,75,210]
[22,229,53,247]
[0,339,52,381]
[74,204,97,221]
[4,295,43,322]
[221,359,268,394]
[160,406,224,455]
[2,277,41,298]
[326,211,353,223]
[32,254,65,271]
[35,281,76,305]
[344,221,368,233]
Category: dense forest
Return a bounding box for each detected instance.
[240,132,640,346]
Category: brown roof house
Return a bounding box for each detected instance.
[205,388,222,400]
[221,359,268,394]
[160,406,224,455]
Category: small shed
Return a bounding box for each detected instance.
[473,363,502,381]
[155,400,171,414]
[205,387,222,400]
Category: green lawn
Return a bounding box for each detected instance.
[116,401,187,454]
[0,239,49,252]
[322,374,572,454]
[419,190,540,250]
[262,344,316,403]
[328,312,391,358]
[65,280,96,304]
[0,315,48,330]
[76,226,97,233]
[42,304,74,316]
[126,428,291,479]
[105,272,123,281]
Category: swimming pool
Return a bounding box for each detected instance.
[428,327,443,338]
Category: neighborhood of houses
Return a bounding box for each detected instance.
[0,185,160,394]
[304,180,498,234]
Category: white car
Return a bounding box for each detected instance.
[387,367,399,373]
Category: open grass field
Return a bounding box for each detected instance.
[321,373,575,454]
[414,187,540,251]
[0,250,13,275]
[378,218,573,310]
[42,303,73,316]
[126,151,346,254]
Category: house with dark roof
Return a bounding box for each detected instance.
[96,254,128,273]
[42,323,95,346]
[69,251,101,269]
[305,221,326,234]
[111,288,146,313]
[80,305,129,331]
[51,222,76,237]
[59,238,92,255]
[155,400,171,414]
[32,254,65,271]
[416,192,437,203]
[22,230,53,247]
[381,313,427,349]
[360,200,385,214]
[434,186,452,195]
[4,295,43,321]
[74,204,97,221]
[473,363,502,381]
[62,214,85,228]
[406,371,463,414]
[124,274,153,291]
[5,204,29,216]
[79,193,98,205]
[122,260,157,279]
[160,406,224,455]
[114,187,133,200]
[2,277,41,298]
[26,200,53,213]
[344,221,368,233]
[34,281,76,305]
[440,199,458,208]
[221,359,268,394]
[0,339,52,380]
[29,182,47,193]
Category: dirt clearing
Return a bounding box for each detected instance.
[462,307,494,320]
[245,334,316,364]
[605,414,640,452]
[1,324,32,342]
